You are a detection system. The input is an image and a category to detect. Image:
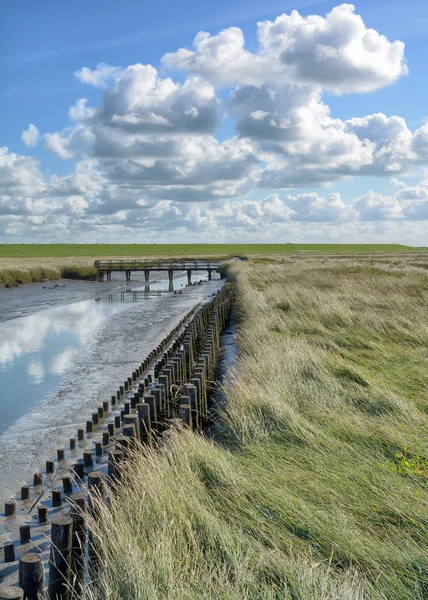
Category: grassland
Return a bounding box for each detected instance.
[87,254,428,600]
[0,243,423,258]
[1,243,426,287]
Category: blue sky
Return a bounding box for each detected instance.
[1,1,428,243]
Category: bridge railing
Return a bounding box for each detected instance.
[94,259,221,271]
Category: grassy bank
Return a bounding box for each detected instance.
[0,263,98,287]
[86,254,427,599]
[0,243,424,258]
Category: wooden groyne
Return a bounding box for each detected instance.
[0,282,234,598]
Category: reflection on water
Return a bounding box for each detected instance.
[0,271,198,436]
[0,298,129,435]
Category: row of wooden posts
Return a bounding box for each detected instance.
[0,283,234,600]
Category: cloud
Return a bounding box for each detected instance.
[2,4,428,244]
[74,62,123,88]
[68,98,95,121]
[21,124,40,148]
[164,4,407,93]
[259,4,407,94]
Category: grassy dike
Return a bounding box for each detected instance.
[85,257,428,600]
[86,254,428,599]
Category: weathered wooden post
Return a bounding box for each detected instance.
[123,414,140,441]
[19,525,31,544]
[5,500,16,516]
[70,494,86,593]
[19,553,44,600]
[62,476,73,494]
[83,450,93,468]
[48,517,73,600]
[38,506,48,524]
[4,542,15,563]
[137,403,152,446]
[179,396,192,428]
[0,585,24,600]
[33,473,43,486]
[108,450,124,484]
[144,395,157,431]
[52,490,62,507]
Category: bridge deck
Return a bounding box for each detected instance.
[94,259,221,272]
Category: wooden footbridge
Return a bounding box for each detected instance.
[94,258,222,283]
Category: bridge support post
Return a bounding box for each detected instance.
[168,270,173,283]
[126,271,131,282]
[145,270,150,282]
[208,269,212,281]
[106,271,111,282]
[187,269,192,286]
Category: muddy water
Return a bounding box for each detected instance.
[0,271,222,505]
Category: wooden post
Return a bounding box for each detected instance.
[70,494,86,593]
[4,542,15,563]
[21,486,30,501]
[38,506,48,524]
[122,424,137,449]
[52,490,62,507]
[131,392,140,409]
[179,396,192,428]
[19,552,45,600]
[124,412,140,437]
[72,462,84,479]
[108,450,124,484]
[48,517,73,600]
[0,586,24,600]
[33,473,43,486]
[137,403,152,446]
[115,435,130,458]
[5,500,16,517]
[62,476,73,494]
[144,395,157,435]
[19,553,44,600]
[77,428,84,441]
[19,525,31,544]
[88,472,105,519]
[83,451,93,467]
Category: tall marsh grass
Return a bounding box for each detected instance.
[86,255,428,599]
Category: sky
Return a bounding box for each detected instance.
[1,0,428,244]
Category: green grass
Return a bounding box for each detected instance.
[87,253,427,599]
[0,243,423,258]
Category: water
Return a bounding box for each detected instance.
[0,271,222,504]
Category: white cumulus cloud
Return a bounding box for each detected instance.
[21,124,40,147]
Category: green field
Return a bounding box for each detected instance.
[0,243,423,258]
